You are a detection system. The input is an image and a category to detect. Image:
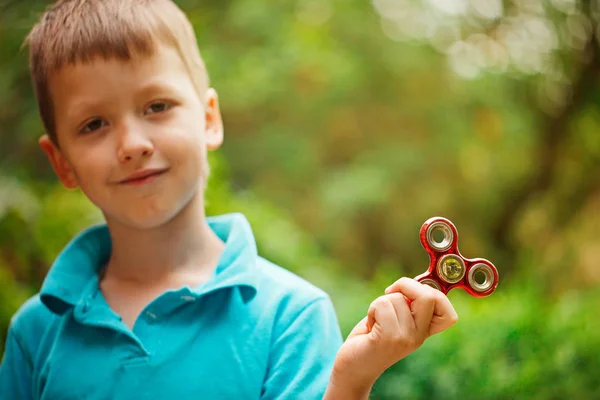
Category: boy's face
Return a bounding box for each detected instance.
[39,44,223,229]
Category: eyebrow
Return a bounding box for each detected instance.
[134,79,184,101]
[66,80,183,124]
[67,98,107,127]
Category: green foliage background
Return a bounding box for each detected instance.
[1,0,599,398]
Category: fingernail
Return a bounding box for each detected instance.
[384,285,392,293]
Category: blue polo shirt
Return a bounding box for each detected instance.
[0,213,343,399]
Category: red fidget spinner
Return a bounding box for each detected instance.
[414,217,499,297]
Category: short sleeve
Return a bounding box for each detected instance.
[0,325,34,400]
[261,296,343,400]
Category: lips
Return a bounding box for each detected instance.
[119,168,168,185]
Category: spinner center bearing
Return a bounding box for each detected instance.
[436,254,465,284]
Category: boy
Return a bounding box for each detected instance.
[0,1,458,399]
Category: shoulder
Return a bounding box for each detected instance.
[9,294,58,347]
[251,257,338,328]
[254,256,330,304]
[251,258,342,352]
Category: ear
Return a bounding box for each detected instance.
[39,135,78,189]
[204,88,223,151]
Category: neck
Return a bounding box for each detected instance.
[102,191,224,285]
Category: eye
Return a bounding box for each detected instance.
[80,118,108,134]
[145,101,172,115]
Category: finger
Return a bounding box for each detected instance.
[385,292,414,333]
[409,285,437,339]
[385,278,442,338]
[385,277,414,308]
[430,296,459,335]
[367,295,400,333]
[367,302,375,332]
[386,277,459,336]
[385,277,429,299]
[347,316,370,338]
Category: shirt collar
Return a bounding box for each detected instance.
[40,213,259,315]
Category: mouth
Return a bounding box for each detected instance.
[119,168,168,185]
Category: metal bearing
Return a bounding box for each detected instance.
[436,254,466,284]
[420,279,441,291]
[468,263,495,292]
[426,221,454,252]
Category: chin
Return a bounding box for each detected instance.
[100,183,203,230]
[106,201,185,230]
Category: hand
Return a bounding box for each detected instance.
[329,278,458,394]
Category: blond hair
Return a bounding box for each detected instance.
[24,0,209,145]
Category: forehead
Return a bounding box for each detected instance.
[48,44,192,110]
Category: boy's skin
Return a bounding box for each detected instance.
[38,41,458,399]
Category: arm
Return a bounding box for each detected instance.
[0,326,34,400]
[323,278,459,400]
[261,297,343,400]
[323,369,372,400]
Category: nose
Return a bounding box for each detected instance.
[116,122,154,163]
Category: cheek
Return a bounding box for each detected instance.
[68,148,110,186]
[178,108,206,144]
[166,135,208,183]
[166,118,207,159]
[173,139,206,172]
